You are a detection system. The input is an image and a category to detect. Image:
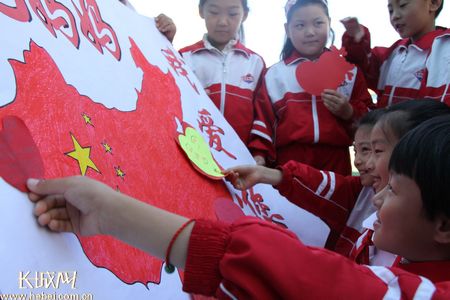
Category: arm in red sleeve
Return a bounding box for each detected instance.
[184,217,447,299]
[342,25,389,92]
[248,71,277,164]
[276,160,363,232]
[342,25,371,71]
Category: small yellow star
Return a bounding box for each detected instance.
[101,140,113,155]
[115,166,125,180]
[81,113,94,127]
[65,133,100,176]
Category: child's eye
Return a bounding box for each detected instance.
[209,11,218,15]
[374,149,382,154]
[388,183,395,194]
[362,147,371,153]
[400,3,408,8]
[230,13,238,17]
[315,21,324,26]
[295,23,304,28]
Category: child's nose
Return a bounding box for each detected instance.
[218,15,227,26]
[366,154,375,171]
[372,184,387,207]
[391,9,401,21]
[305,26,315,36]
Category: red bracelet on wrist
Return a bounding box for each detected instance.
[165,219,196,274]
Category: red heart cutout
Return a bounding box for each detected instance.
[296,46,355,96]
[214,197,245,223]
[0,115,45,192]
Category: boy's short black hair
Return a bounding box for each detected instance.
[377,99,450,145]
[389,115,450,221]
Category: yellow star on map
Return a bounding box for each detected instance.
[115,166,125,180]
[101,140,113,154]
[65,133,100,176]
[81,112,94,126]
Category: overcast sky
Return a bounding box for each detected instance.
[128,0,450,67]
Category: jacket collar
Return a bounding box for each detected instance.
[395,259,450,283]
[191,34,251,57]
[284,48,329,66]
[397,27,448,51]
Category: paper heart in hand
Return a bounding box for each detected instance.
[174,121,225,180]
[295,46,355,96]
[214,198,245,223]
[0,115,44,192]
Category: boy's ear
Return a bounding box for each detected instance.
[429,0,442,13]
[434,216,450,244]
[199,5,205,19]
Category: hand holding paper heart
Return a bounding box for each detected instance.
[322,89,354,120]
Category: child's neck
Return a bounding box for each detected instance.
[409,24,437,44]
[298,49,325,62]
[206,35,235,53]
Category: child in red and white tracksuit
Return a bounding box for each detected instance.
[341,1,449,107]
[248,0,375,176]
[179,0,265,145]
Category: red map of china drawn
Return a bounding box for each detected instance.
[0,39,231,285]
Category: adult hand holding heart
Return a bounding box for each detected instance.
[0,115,44,192]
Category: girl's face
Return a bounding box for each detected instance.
[200,0,248,51]
[353,127,374,187]
[387,0,437,43]
[372,173,436,261]
[285,4,330,61]
[366,123,397,193]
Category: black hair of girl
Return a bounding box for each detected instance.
[357,108,387,131]
[377,99,450,146]
[199,0,249,44]
[389,115,450,221]
[281,0,335,60]
[437,0,444,18]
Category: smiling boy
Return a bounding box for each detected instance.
[341,0,450,107]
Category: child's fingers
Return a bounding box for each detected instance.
[45,207,70,222]
[27,178,72,197]
[159,22,175,33]
[34,195,67,216]
[28,192,44,202]
[36,207,73,232]
[159,24,173,33]
[47,219,74,233]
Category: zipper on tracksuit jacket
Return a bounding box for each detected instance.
[220,54,228,115]
[312,95,320,144]
[388,48,409,106]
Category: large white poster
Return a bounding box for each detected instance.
[0,0,329,297]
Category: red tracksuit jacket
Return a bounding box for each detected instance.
[180,36,265,145]
[276,160,376,257]
[183,217,450,299]
[342,26,450,108]
[248,49,375,167]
